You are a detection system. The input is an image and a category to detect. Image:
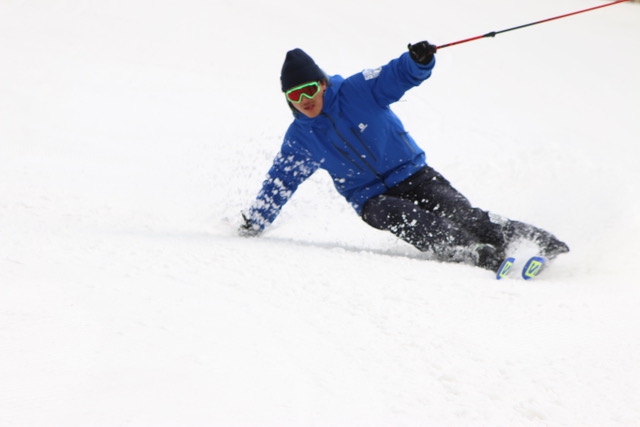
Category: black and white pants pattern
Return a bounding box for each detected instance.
[361,166,565,260]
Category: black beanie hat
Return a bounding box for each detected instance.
[280,48,325,92]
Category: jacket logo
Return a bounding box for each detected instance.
[362,67,381,80]
[358,123,368,133]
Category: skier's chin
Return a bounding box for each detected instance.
[302,105,321,118]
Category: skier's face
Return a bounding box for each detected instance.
[289,81,326,118]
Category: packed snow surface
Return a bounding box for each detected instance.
[1,0,639,425]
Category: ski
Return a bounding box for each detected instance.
[522,256,547,280]
[495,255,548,280]
[496,257,516,280]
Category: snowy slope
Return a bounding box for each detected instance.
[1,0,639,426]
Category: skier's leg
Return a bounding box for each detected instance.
[499,218,570,259]
[388,167,508,252]
[386,166,569,259]
[361,194,502,269]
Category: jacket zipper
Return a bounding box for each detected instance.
[350,128,378,162]
[399,132,417,155]
[322,113,383,180]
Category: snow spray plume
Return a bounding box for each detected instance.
[437,0,632,50]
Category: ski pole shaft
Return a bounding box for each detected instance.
[437,0,631,50]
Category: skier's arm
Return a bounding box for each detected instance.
[240,142,318,236]
[362,42,437,107]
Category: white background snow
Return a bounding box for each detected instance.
[1,0,639,425]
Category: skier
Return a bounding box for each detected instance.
[239,42,569,271]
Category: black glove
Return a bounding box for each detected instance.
[238,212,262,237]
[408,41,437,65]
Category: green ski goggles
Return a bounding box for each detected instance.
[285,81,321,104]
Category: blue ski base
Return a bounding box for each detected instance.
[496,256,547,280]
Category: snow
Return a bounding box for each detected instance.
[1,0,639,425]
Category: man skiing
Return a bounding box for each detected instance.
[240,42,569,271]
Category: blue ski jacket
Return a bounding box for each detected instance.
[246,51,435,230]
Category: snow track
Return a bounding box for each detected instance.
[1,0,639,425]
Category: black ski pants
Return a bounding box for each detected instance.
[362,166,508,254]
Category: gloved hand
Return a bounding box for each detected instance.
[238,213,262,237]
[408,41,437,65]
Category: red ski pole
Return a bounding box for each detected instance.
[437,0,631,50]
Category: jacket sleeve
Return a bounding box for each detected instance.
[244,138,319,231]
[364,51,435,107]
